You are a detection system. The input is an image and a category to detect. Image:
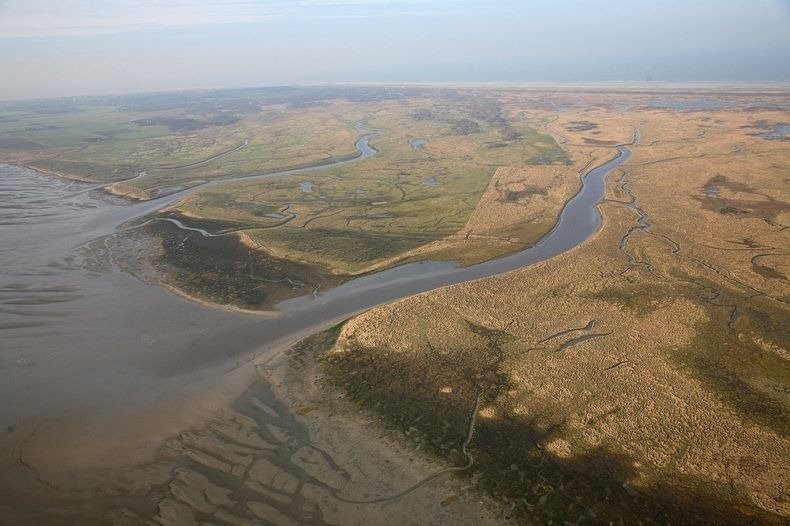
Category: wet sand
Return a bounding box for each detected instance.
[105,332,504,525]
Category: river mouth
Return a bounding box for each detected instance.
[0,123,631,519]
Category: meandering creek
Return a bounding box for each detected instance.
[0,128,632,517]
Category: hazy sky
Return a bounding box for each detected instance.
[1,0,788,100]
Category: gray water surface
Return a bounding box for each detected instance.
[0,132,379,427]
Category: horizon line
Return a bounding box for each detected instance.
[3,79,789,104]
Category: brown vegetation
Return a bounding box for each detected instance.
[321,98,790,523]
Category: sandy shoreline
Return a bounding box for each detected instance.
[16,161,155,202]
[158,280,281,317]
[18,162,99,184]
[84,329,506,525]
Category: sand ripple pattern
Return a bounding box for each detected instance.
[0,164,102,226]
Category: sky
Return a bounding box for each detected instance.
[0,0,788,100]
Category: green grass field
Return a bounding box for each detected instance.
[0,88,570,277]
[171,95,568,272]
[0,92,359,189]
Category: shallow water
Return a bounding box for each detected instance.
[0,165,264,427]
[757,123,789,140]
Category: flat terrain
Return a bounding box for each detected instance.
[1,85,788,524]
[0,91,359,198]
[169,94,571,276]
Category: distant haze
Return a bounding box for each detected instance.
[1,0,788,100]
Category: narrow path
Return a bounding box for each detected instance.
[148,217,221,237]
[332,390,483,504]
[538,320,596,344]
[155,139,249,171]
[557,332,612,352]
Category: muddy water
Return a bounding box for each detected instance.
[0,130,630,518]
[0,131,380,417]
[0,167,266,473]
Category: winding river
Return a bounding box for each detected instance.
[0,127,631,512]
